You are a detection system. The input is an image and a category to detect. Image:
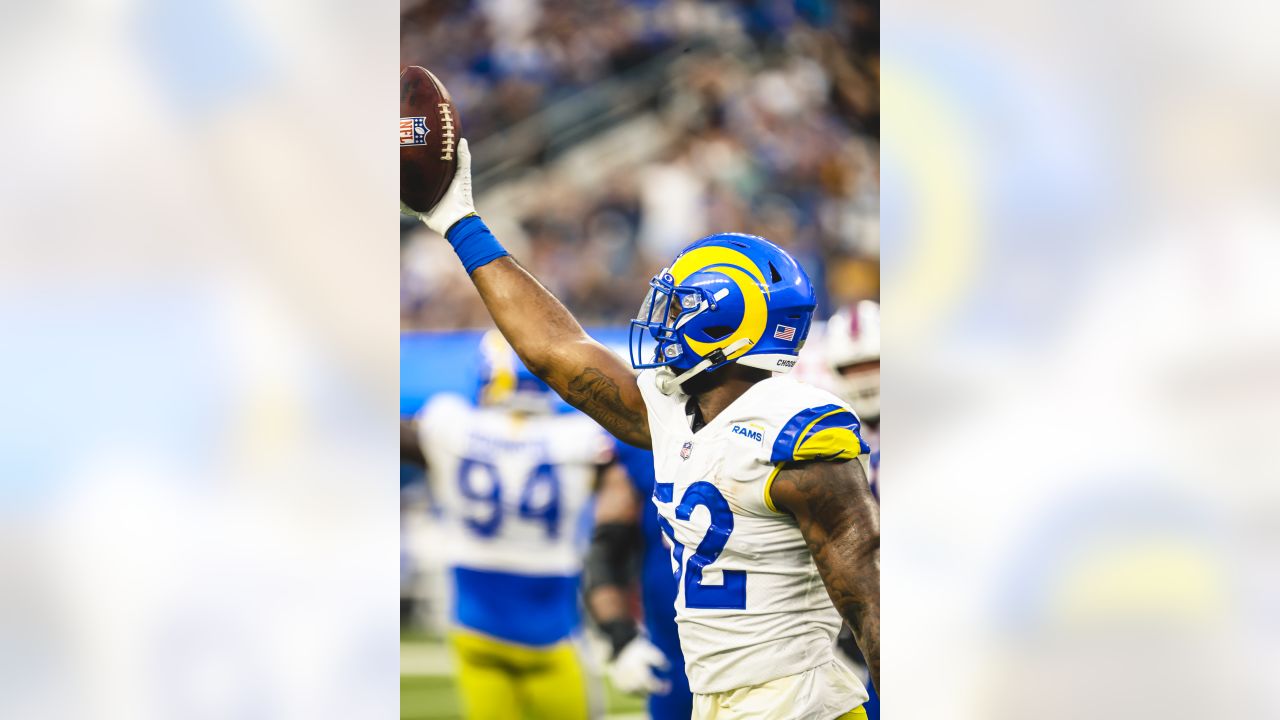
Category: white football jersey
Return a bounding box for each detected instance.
[637,369,871,709]
[418,393,612,576]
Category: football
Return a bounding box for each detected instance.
[400,66,461,214]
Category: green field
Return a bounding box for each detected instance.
[401,634,647,720]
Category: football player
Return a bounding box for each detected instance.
[405,139,879,719]
[584,441,694,720]
[803,302,882,716]
[403,330,612,720]
[825,301,880,497]
[797,301,880,498]
[824,301,880,426]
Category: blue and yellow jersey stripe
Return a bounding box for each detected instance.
[763,404,868,512]
[769,404,869,465]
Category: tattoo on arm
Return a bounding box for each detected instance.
[468,257,651,448]
[566,368,649,448]
[771,460,880,691]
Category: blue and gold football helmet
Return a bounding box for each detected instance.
[630,233,817,391]
[475,329,556,412]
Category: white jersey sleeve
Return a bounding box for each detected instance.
[545,413,616,467]
[417,392,472,457]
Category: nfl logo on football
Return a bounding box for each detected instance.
[399,116,430,146]
[680,441,693,460]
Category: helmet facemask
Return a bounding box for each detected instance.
[629,269,723,371]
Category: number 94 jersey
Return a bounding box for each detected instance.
[637,369,871,700]
[419,393,612,575]
[417,394,613,646]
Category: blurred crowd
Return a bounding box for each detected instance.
[401,0,880,329]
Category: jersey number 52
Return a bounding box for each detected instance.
[655,480,747,610]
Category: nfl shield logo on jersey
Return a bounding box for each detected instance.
[680,441,693,460]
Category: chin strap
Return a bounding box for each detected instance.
[655,338,754,395]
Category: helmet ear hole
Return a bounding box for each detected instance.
[701,325,734,341]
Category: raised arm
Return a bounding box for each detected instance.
[470,258,649,448]
[769,459,880,691]
[410,139,650,448]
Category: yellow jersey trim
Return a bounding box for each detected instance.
[794,408,845,448]
[763,463,785,513]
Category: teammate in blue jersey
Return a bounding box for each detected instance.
[584,441,693,720]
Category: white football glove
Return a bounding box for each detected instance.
[609,635,671,696]
[403,137,475,236]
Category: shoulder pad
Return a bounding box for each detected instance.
[769,403,869,464]
[419,392,470,425]
[548,413,615,465]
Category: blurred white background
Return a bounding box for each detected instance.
[883,0,1280,717]
[0,0,399,717]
